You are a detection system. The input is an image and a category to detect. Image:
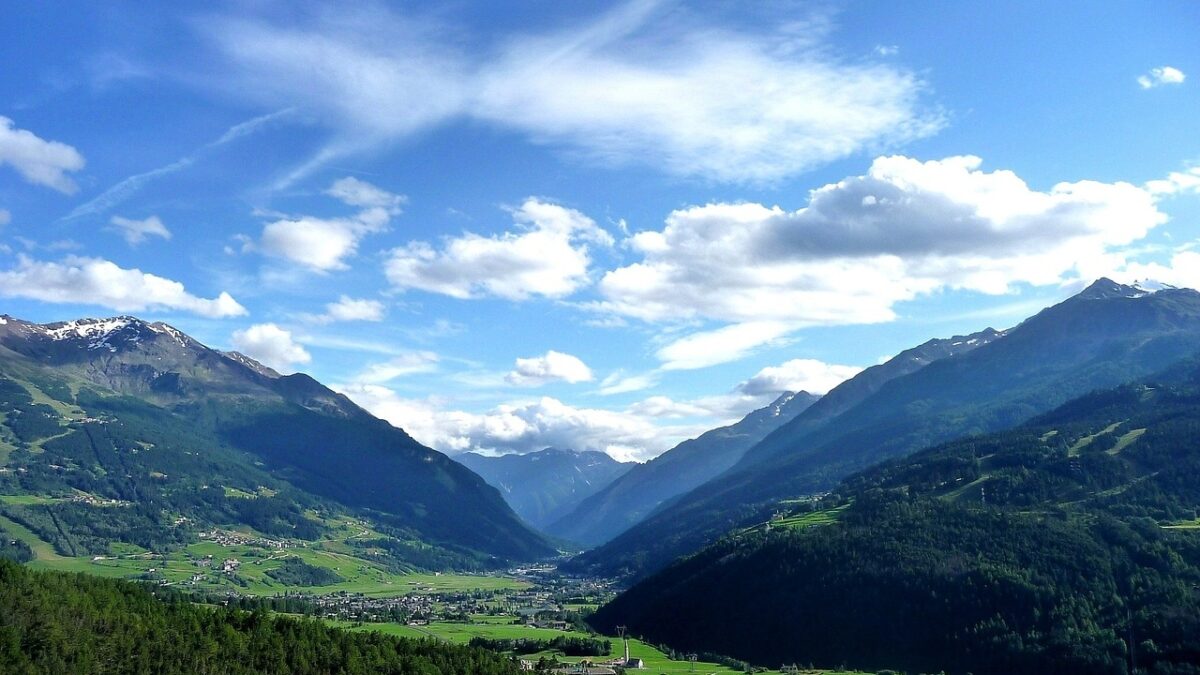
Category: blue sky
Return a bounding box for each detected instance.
[2,1,1199,460]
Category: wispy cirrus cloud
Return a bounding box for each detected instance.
[63,108,293,220]
[198,1,940,185]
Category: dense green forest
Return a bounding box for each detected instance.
[591,361,1200,674]
[0,559,522,674]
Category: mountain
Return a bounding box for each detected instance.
[453,448,634,530]
[571,280,1200,579]
[590,358,1200,674]
[545,391,820,546]
[0,313,554,567]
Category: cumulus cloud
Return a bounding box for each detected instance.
[0,117,85,194]
[108,215,171,246]
[231,323,311,372]
[386,198,612,300]
[0,255,246,318]
[201,2,938,184]
[1138,66,1186,89]
[739,358,863,396]
[337,385,701,461]
[593,154,1167,367]
[260,177,403,271]
[1145,167,1200,197]
[306,295,386,324]
[1114,249,1200,292]
[506,350,593,386]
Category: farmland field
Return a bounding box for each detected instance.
[336,619,877,674]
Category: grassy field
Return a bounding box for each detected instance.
[1067,421,1123,457]
[745,504,848,535]
[335,619,876,674]
[1163,518,1200,530]
[1108,428,1146,455]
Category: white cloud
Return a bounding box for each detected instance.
[739,358,863,396]
[326,176,407,211]
[0,117,85,194]
[353,351,440,384]
[386,198,612,300]
[0,255,246,318]
[337,385,700,461]
[598,370,660,395]
[506,350,594,386]
[626,396,710,419]
[108,215,171,246]
[1114,250,1200,291]
[1145,167,1200,197]
[202,3,938,184]
[260,177,402,271]
[307,295,386,324]
[231,323,311,372]
[0,209,10,226]
[593,154,1167,367]
[1138,66,1186,89]
[656,321,794,370]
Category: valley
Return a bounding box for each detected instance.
[7,284,1200,674]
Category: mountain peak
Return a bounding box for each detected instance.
[1075,277,1177,301]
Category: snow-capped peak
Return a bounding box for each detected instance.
[1130,279,1177,297]
[45,316,142,342]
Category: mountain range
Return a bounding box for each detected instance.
[454,448,634,530]
[545,391,820,546]
[0,314,553,567]
[590,352,1200,674]
[569,279,1200,579]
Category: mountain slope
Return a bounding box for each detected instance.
[573,280,1200,579]
[591,358,1200,674]
[0,313,554,565]
[545,392,820,546]
[454,448,634,530]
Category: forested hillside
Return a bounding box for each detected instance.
[591,357,1200,674]
[0,559,521,674]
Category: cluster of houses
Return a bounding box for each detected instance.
[198,528,293,550]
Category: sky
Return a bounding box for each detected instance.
[2,1,1199,461]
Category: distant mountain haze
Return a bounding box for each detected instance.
[545,391,820,546]
[454,448,634,530]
